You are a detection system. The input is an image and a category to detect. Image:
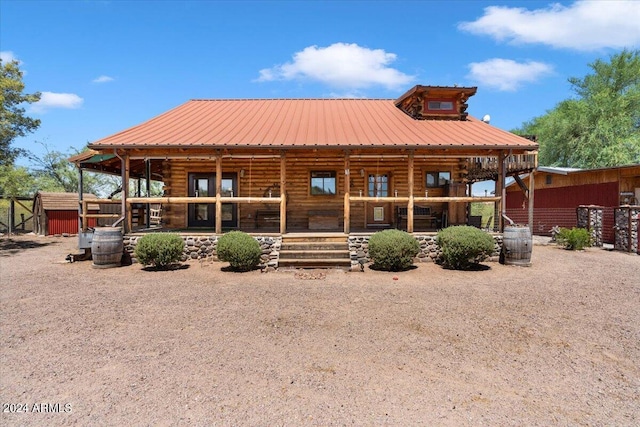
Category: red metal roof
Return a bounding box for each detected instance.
[89,99,538,151]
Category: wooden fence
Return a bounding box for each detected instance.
[0,197,34,234]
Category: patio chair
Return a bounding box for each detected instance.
[149,204,163,227]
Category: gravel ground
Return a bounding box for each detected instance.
[1,234,639,426]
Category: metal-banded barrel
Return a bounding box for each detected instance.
[502,226,532,266]
[91,227,123,268]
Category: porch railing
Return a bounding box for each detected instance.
[81,194,501,234]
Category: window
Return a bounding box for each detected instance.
[310,171,336,195]
[368,174,389,197]
[426,171,450,188]
[545,175,553,185]
[427,100,454,111]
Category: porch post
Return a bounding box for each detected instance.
[215,154,222,234]
[407,151,414,233]
[145,159,151,227]
[344,151,350,234]
[124,154,132,233]
[496,150,506,232]
[528,154,536,234]
[78,166,84,232]
[280,151,287,234]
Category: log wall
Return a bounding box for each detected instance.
[159,149,472,231]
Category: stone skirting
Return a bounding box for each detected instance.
[124,232,504,269]
[123,234,281,268]
[348,234,503,267]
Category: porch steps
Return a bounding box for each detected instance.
[278,234,351,268]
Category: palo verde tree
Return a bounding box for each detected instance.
[0,58,41,167]
[515,49,640,168]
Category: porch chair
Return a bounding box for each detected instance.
[149,204,163,227]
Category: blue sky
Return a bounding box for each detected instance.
[3,0,640,173]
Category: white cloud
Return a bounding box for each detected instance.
[0,51,20,63]
[467,58,554,91]
[92,75,114,83]
[459,1,640,51]
[31,92,84,113]
[256,42,414,90]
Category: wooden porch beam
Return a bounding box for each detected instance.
[344,151,350,234]
[215,154,222,234]
[124,153,132,233]
[528,153,537,234]
[407,151,414,233]
[280,152,286,234]
[513,174,529,198]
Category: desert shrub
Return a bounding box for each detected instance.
[134,233,184,269]
[555,227,591,250]
[216,231,261,271]
[436,225,495,270]
[368,229,420,271]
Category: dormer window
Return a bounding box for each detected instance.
[427,100,454,111]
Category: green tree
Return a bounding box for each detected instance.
[516,49,640,168]
[28,142,113,196]
[0,59,41,167]
[0,164,37,197]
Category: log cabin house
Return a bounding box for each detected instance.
[71,85,538,240]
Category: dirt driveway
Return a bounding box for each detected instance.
[1,234,639,426]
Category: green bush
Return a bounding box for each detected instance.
[216,231,262,271]
[556,227,591,250]
[134,233,185,269]
[436,225,495,270]
[368,229,420,271]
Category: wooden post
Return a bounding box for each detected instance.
[145,159,151,227]
[407,151,414,233]
[215,155,222,234]
[124,154,131,233]
[280,152,287,234]
[528,161,535,234]
[8,198,14,235]
[344,152,350,234]
[496,150,506,232]
[78,167,83,232]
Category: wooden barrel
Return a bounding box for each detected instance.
[502,226,532,266]
[91,227,123,268]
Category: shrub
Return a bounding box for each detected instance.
[368,229,420,271]
[216,231,262,271]
[436,225,495,270]
[134,233,185,269]
[555,227,591,250]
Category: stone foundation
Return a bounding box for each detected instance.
[348,234,503,267]
[123,234,281,268]
[124,232,504,269]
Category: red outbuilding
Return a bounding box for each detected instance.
[33,192,100,235]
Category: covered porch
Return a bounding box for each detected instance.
[72,147,536,236]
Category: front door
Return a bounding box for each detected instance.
[188,173,238,228]
[366,172,392,227]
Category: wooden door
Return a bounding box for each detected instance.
[366,172,392,227]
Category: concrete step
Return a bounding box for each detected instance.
[279,250,350,260]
